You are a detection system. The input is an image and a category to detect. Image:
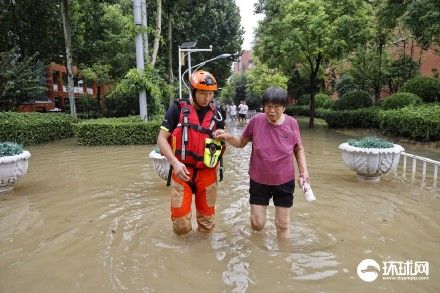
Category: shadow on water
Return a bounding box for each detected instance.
[0,118,439,292]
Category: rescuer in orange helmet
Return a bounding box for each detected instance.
[157,70,225,235]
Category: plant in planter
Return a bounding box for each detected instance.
[0,142,31,193]
[338,137,404,182]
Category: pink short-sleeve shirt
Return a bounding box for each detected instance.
[242,113,302,185]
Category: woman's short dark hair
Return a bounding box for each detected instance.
[262,87,288,107]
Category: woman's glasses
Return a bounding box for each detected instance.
[264,104,284,111]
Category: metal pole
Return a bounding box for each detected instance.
[178,46,182,100]
[133,0,148,120]
[141,0,149,64]
[187,52,192,99]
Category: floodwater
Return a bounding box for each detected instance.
[0,118,439,293]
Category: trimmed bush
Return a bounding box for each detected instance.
[379,104,440,141]
[333,90,372,110]
[321,98,335,109]
[381,92,422,110]
[0,142,23,157]
[324,107,380,128]
[314,93,330,108]
[285,105,331,119]
[73,116,161,145]
[399,76,440,103]
[0,112,75,145]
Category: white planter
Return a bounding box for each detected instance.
[0,151,31,193]
[338,143,404,182]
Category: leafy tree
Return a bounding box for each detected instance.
[0,51,47,110]
[386,55,419,93]
[0,0,65,63]
[404,0,440,50]
[171,0,243,87]
[220,73,247,105]
[254,0,371,127]
[247,62,288,98]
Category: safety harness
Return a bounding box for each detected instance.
[167,100,225,190]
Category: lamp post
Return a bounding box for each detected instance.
[180,53,232,95]
[133,0,148,121]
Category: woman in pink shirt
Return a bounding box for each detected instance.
[214,87,310,240]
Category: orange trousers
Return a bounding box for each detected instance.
[170,166,217,235]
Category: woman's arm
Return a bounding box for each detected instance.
[294,144,310,182]
[214,130,250,148]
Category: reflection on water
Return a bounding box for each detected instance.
[0,118,439,292]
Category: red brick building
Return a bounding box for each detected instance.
[233,50,253,73]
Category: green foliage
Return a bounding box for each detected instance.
[220,73,248,105]
[386,56,419,93]
[105,67,172,117]
[335,74,358,97]
[255,0,371,73]
[378,104,440,141]
[247,62,288,98]
[324,107,380,129]
[0,51,47,110]
[0,112,75,145]
[74,117,161,145]
[0,0,65,63]
[334,90,372,110]
[381,92,422,110]
[314,93,332,108]
[399,76,440,103]
[172,0,243,87]
[72,1,135,79]
[403,0,440,49]
[297,95,310,106]
[77,95,100,118]
[348,45,391,94]
[348,136,393,148]
[0,142,24,157]
[321,98,335,109]
[284,105,331,119]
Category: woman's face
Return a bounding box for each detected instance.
[264,103,285,123]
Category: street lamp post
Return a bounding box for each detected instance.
[133,0,148,121]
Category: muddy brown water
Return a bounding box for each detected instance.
[1,118,439,292]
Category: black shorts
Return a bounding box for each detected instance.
[249,179,295,208]
[239,113,246,118]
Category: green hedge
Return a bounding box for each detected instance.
[285,105,331,119]
[399,76,440,103]
[0,112,75,145]
[324,107,380,128]
[73,116,161,145]
[379,104,440,141]
[333,90,372,110]
[381,92,422,110]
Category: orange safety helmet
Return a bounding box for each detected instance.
[190,70,218,91]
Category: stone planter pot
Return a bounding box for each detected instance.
[0,151,31,193]
[338,143,404,182]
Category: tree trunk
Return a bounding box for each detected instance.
[374,32,385,105]
[151,0,162,67]
[141,0,149,64]
[308,54,322,129]
[60,0,76,118]
[168,16,174,83]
